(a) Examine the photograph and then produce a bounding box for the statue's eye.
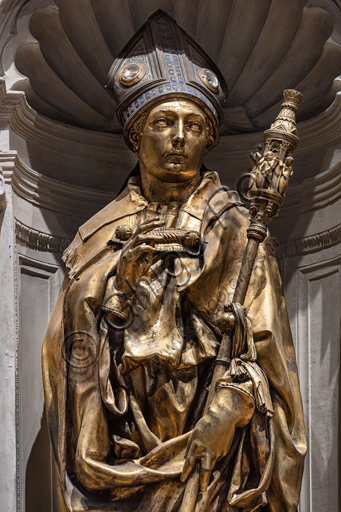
[187,121,202,132]
[153,118,171,127]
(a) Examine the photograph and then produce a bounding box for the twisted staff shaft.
[179,236,261,512]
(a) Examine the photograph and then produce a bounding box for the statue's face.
[138,100,210,183]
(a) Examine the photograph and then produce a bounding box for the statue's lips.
[164,152,188,162]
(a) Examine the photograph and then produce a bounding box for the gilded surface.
[42,11,306,512]
[43,99,306,512]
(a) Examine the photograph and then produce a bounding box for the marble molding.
[1,79,341,195]
[15,219,70,253]
[277,223,341,257]
[13,213,341,261]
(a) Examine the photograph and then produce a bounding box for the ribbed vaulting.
[13,0,341,135]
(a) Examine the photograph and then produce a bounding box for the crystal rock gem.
[122,64,140,81]
[204,69,219,88]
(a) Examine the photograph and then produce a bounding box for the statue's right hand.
[115,217,165,296]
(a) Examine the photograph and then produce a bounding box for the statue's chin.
[140,160,200,184]
[159,172,196,183]
[157,162,198,182]
[165,162,185,173]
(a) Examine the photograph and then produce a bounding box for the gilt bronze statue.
[42,11,306,512]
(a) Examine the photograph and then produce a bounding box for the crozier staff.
[42,10,306,512]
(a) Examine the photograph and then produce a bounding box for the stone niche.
[0,1,340,511]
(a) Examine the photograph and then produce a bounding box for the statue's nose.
[172,121,185,147]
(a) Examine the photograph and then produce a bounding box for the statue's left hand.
[180,387,254,492]
[180,403,231,492]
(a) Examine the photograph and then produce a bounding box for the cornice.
[279,159,341,217]
[295,90,341,152]
[278,223,341,257]
[0,80,125,157]
[14,215,341,257]
[15,218,70,253]
[0,81,340,219]
[1,80,341,181]
[0,80,26,119]
[0,151,115,218]
[0,144,340,223]
[213,93,341,161]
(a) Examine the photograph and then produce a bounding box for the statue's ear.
[204,114,218,153]
[205,134,215,153]
[128,127,139,149]
[127,112,148,154]
[128,125,141,155]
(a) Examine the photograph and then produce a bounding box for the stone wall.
[0,1,340,511]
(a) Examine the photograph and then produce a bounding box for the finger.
[199,452,213,492]
[126,245,157,262]
[137,231,174,246]
[133,233,159,245]
[180,444,198,483]
[180,459,194,483]
[185,437,191,458]
[140,216,160,226]
[130,225,165,249]
[140,252,155,265]
[136,218,165,235]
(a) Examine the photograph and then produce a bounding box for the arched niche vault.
[0,0,341,203]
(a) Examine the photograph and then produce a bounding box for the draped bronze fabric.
[42,171,306,512]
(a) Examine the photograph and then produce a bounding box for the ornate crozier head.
[105,9,227,159]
